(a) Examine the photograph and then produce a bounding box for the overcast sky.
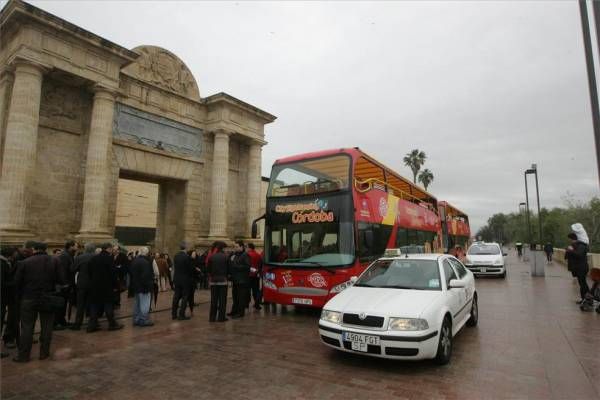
[24,0,600,232]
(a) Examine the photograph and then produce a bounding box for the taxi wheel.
[434,317,452,365]
[466,295,478,327]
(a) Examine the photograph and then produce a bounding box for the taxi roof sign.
[383,248,402,257]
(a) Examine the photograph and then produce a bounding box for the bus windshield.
[268,155,350,197]
[266,221,355,266]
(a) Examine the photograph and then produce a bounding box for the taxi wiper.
[387,285,423,290]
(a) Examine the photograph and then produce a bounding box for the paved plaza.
[1,252,599,400]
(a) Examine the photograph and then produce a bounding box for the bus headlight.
[389,318,429,331]
[320,309,341,324]
[330,280,353,294]
[263,280,277,290]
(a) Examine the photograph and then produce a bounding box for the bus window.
[358,222,393,262]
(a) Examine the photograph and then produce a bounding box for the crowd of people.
[0,239,264,362]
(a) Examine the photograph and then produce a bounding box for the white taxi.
[464,242,507,278]
[318,253,477,364]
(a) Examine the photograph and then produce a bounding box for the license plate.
[292,297,312,305]
[343,332,380,352]
[481,268,487,273]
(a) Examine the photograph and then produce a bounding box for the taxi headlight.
[493,258,504,266]
[464,258,473,266]
[389,318,429,331]
[320,309,341,324]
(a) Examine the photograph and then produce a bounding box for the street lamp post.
[525,164,543,247]
[523,173,533,248]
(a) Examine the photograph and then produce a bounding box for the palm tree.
[403,149,427,183]
[418,169,434,191]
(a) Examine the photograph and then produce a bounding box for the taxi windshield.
[468,244,500,255]
[354,259,441,291]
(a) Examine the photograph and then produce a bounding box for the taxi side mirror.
[448,279,465,289]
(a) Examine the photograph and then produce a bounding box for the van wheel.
[466,295,478,327]
[434,317,452,365]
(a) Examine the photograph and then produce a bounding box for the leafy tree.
[476,197,600,252]
[418,169,434,191]
[403,149,427,184]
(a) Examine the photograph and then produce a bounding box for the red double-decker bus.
[438,201,471,252]
[259,148,444,308]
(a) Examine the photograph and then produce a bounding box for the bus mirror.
[251,214,266,239]
[365,230,374,249]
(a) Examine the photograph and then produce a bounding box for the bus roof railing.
[354,177,437,212]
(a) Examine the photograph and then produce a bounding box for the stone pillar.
[246,142,262,237]
[208,130,230,239]
[0,62,44,238]
[0,70,15,169]
[77,86,117,241]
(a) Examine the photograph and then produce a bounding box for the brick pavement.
[1,253,599,400]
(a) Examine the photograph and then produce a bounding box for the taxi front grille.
[342,313,384,328]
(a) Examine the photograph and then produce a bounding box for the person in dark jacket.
[247,243,263,310]
[207,241,229,322]
[69,243,96,330]
[87,243,123,333]
[543,242,554,263]
[130,247,154,327]
[1,246,18,358]
[54,240,78,330]
[564,233,578,278]
[566,225,590,303]
[13,242,65,362]
[228,240,251,319]
[172,243,193,320]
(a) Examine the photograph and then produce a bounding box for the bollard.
[523,247,530,262]
[530,249,546,277]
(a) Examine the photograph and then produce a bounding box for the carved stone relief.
[122,45,201,101]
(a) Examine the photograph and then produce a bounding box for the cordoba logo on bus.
[308,272,327,288]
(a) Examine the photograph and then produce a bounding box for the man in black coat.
[172,243,193,320]
[1,246,18,358]
[70,243,96,330]
[87,243,123,333]
[229,240,251,319]
[566,232,590,303]
[207,241,229,322]
[54,240,78,330]
[130,247,154,327]
[13,242,65,362]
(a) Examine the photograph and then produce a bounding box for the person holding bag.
[13,242,66,362]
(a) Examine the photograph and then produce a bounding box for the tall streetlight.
[518,202,527,241]
[524,164,542,247]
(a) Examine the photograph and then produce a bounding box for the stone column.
[246,142,262,237]
[77,86,117,240]
[208,130,231,239]
[0,62,44,238]
[0,70,15,168]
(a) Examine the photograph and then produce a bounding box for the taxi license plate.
[343,332,380,352]
[292,297,312,305]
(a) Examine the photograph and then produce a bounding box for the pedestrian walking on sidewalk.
[87,243,123,333]
[566,223,590,304]
[13,242,65,362]
[228,240,251,319]
[130,247,154,327]
[70,243,96,330]
[207,241,229,322]
[543,242,554,263]
[172,243,193,320]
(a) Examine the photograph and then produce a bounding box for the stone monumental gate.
[0,0,276,252]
